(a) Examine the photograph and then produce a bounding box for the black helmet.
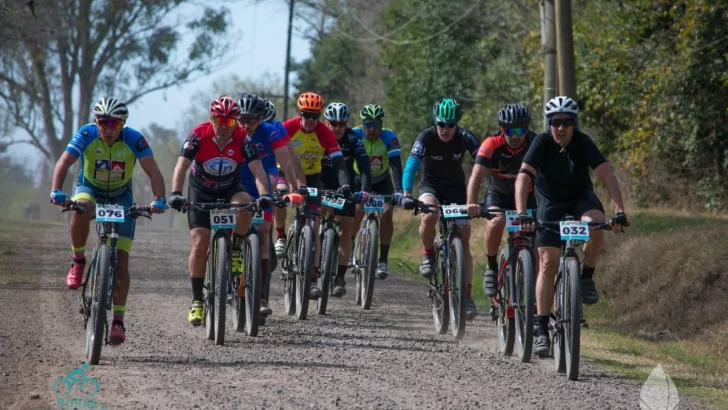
[236,93,267,117]
[498,103,531,126]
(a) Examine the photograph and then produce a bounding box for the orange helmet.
[296,92,324,113]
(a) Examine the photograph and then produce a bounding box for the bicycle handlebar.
[61,201,153,219]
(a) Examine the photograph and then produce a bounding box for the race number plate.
[211,210,236,230]
[96,204,124,223]
[559,221,590,240]
[307,187,318,197]
[322,195,346,210]
[441,204,468,219]
[505,209,534,233]
[364,195,385,213]
[252,208,264,224]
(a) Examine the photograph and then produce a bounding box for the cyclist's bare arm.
[138,156,166,198]
[285,141,307,188]
[515,162,536,214]
[171,157,192,193]
[248,159,271,196]
[593,162,625,214]
[51,152,79,191]
[273,145,301,190]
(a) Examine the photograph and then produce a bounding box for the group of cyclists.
[49,91,629,357]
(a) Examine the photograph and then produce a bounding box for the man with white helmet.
[515,96,629,356]
[49,97,168,345]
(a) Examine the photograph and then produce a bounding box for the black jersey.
[409,127,480,188]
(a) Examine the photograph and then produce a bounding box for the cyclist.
[237,93,305,316]
[49,97,167,345]
[515,96,629,355]
[351,104,403,279]
[321,102,372,296]
[400,98,480,320]
[466,103,538,297]
[262,98,289,137]
[273,92,351,299]
[168,96,273,326]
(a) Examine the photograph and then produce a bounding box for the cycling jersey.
[65,124,152,197]
[403,127,480,191]
[522,130,606,200]
[283,119,342,175]
[241,122,289,174]
[321,128,371,191]
[266,120,288,139]
[475,131,536,197]
[351,127,401,184]
[180,122,258,194]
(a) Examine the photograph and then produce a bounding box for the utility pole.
[541,0,557,129]
[555,0,576,99]
[283,0,295,120]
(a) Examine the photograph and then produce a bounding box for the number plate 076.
[559,221,589,240]
[96,204,125,223]
[211,210,236,229]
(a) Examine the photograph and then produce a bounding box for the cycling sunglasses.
[212,116,237,127]
[328,121,347,128]
[436,121,457,128]
[96,118,123,129]
[300,111,321,120]
[504,127,527,137]
[238,116,261,125]
[362,120,382,129]
[550,118,574,128]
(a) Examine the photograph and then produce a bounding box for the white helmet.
[93,97,129,121]
[324,102,350,122]
[544,96,578,117]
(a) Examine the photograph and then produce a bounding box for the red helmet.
[210,95,240,118]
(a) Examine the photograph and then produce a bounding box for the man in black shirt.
[515,96,629,356]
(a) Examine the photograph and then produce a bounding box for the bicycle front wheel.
[353,228,364,306]
[214,235,229,346]
[283,228,296,316]
[317,228,337,315]
[448,237,466,339]
[496,247,514,356]
[295,225,314,320]
[86,244,110,365]
[515,248,535,362]
[361,220,378,310]
[564,256,582,380]
[432,243,449,334]
[245,232,262,336]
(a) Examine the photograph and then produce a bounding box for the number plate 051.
[559,220,589,240]
[211,210,236,230]
[95,204,125,223]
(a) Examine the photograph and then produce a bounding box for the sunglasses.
[550,118,574,128]
[96,118,123,129]
[362,121,382,129]
[328,121,347,128]
[212,116,237,127]
[504,127,527,137]
[239,117,261,125]
[300,112,321,120]
[436,121,457,128]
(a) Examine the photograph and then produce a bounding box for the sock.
[261,258,269,299]
[537,315,550,334]
[379,244,390,263]
[276,227,286,240]
[72,245,86,260]
[487,254,498,271]
[191,277,204,302]
[466,283,472,298]
[113,305,125,323]
[582,265,595,279]
[337,265,348,278]
[424,248,435,256]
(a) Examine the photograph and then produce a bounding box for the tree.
[0,0,236,166]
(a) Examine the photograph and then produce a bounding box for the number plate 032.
[95,204,125,223]
[211,210,236,229]
[559,221,589,240]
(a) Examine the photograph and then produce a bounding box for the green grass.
[623,211,728,235]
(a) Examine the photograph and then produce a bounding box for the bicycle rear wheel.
[205,247,215,341]
[317,228,336,315]
[448,237,466,339]
[496,247,514,356]
[564,257,582,380]
[214,236,229,345]
[361,221,378,310]
[515,248,535,362]
[283,228,296,316]
[432,242,449,334]
[353,228,364,306]
[295,225,314,320]
[86,245,110,365]
[553,264,566,373]
[245,232,262,336]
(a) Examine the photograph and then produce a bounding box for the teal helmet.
[360,104,385,121]
[432,98,462,123]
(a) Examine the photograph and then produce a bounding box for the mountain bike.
[276,189,312,320]
[536,216,615,380]
[479,208,537,362]
[63,201,151,365]
[412,201,469,339]
[183,200,263,345]
[351,194,392,310]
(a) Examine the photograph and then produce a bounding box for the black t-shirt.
[522,130,607,200]
[410,127,480,188]
[475,131,536,197]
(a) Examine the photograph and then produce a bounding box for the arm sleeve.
[384,130,402,158]
[389,155,403,191]
[522,133,546,169]
[402,155,421,192]
[332,155,350,188]
[353,139,372,191]
[474,136,496,168]
[65,125,94,157]
[179,132,201,160]
[464,130,480,159]
[583,134,607,169]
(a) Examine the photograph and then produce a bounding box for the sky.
[6,1,311,165]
